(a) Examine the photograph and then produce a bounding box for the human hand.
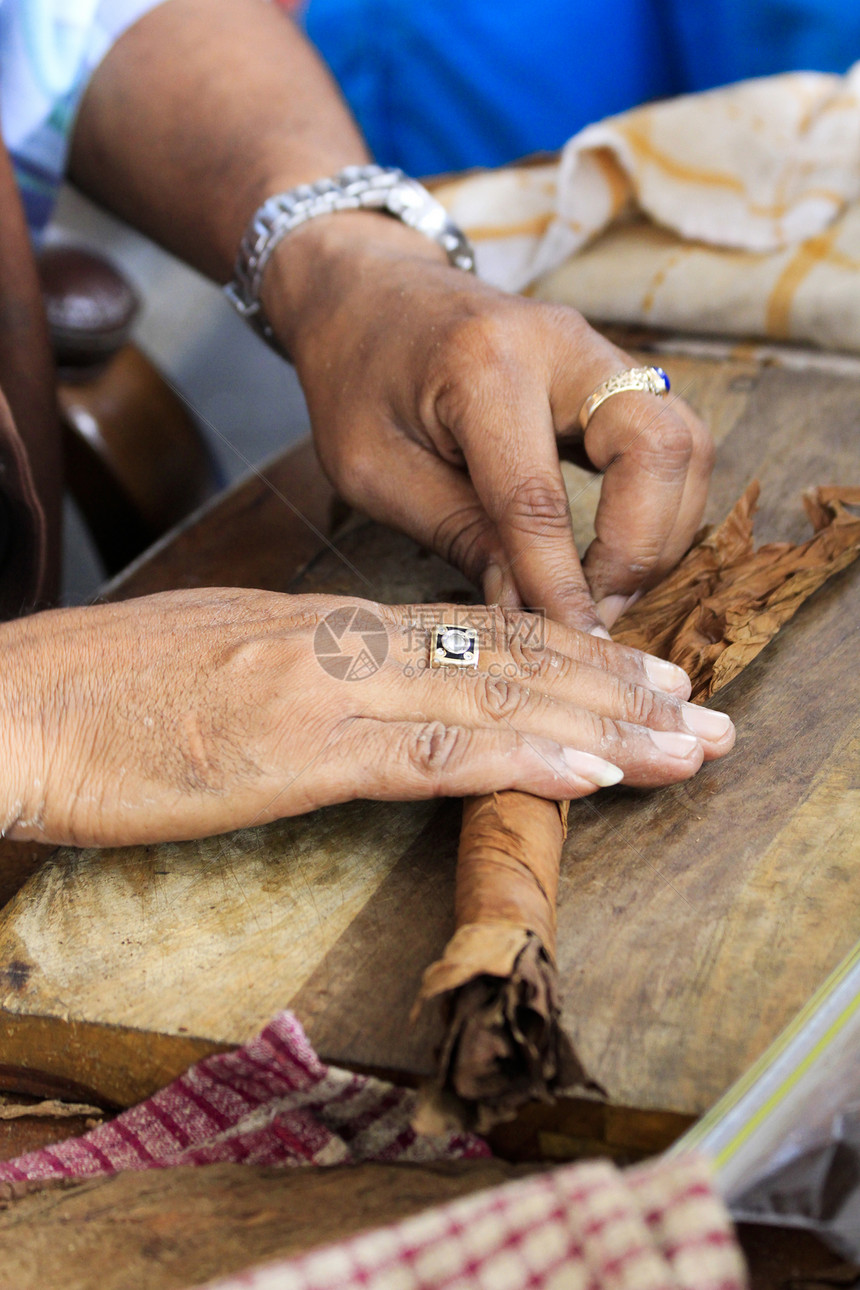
[265,215,713,632]
[0,590,733,848]
[67,0,709,632]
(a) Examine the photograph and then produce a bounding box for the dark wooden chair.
[39,244,221,575]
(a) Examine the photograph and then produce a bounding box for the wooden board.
[0,1160,531,1290]
[0,350,857,1147]
[0,1160,851,1290]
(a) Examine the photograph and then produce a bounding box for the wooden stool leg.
[61,345,221,575]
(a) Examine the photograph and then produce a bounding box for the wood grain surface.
[0,1160,532,1290]
[0,350,857,1147]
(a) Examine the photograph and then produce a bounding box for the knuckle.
[272,598,353,635]
[499,608,553,666]
[615,404,695,477]
[500,605,540,644]
[500,475,571,535]
[543,300,590,340]
[404,721,469,781]
[639,417,695,477]
[431,505,494,582]
[542,575,596,623]
[624,546,663,577]
[365,601,399,630]
[487,604,512,647]
[431,314,517,409]
[519,298,593,363]
[550,575,591,604]
[476,674,531,721]
[445,311,515,369]
[536,646,573,683]
[624,683,660,727]
[591,712,623,756]
[515,643,571,685]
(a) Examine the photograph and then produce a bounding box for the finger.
[580,392,709,603]
[383,603,693,698]
[573,403,710,628]
[438,370,603,632]
[504,610,694,699]
[332,429,524,606]
[482,562,523,611]
[286,717,624,810]
[421,646,733,760]
[626,399,715,587]
[366,661,711,788]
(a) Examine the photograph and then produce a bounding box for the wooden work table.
[0,342,857,1159]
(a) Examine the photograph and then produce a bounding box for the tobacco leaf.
[613,484,860,700]
[415,485,860,1134]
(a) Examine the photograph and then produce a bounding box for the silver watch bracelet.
[224,164,476,354]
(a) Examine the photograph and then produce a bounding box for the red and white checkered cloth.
[0,1011,485,1182]
[204,1153,746,1290]
[0,1012,747,1289]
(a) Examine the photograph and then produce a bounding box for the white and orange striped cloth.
[0,1011,746,1289]
[435,65,860,352]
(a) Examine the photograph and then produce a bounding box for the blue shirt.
[303,0,860,175]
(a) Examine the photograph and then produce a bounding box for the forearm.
[68,0,375,282]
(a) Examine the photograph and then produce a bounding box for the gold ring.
[578,366,670,432]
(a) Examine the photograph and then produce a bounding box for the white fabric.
[436,65,860,295]
[1,0,167,231]
[433,66,860,354]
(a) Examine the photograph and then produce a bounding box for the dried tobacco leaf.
[415,485,860,1134]
[614,484,860,700]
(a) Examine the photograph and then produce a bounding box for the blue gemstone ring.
[578,366,671,432]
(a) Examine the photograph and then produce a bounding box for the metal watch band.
[224,164,476,351]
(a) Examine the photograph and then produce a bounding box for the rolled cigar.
[414,792,597,1135]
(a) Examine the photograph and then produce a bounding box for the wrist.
[225,166,473,361]
[261,209,449,364]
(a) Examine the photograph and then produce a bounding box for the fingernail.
[596,591,641,628]
[589,625,613,640]
[483,562,520,608]
[643,655,691,692]
[650,729,700,757]
[561,747,624,787]
[682,704,733,739]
